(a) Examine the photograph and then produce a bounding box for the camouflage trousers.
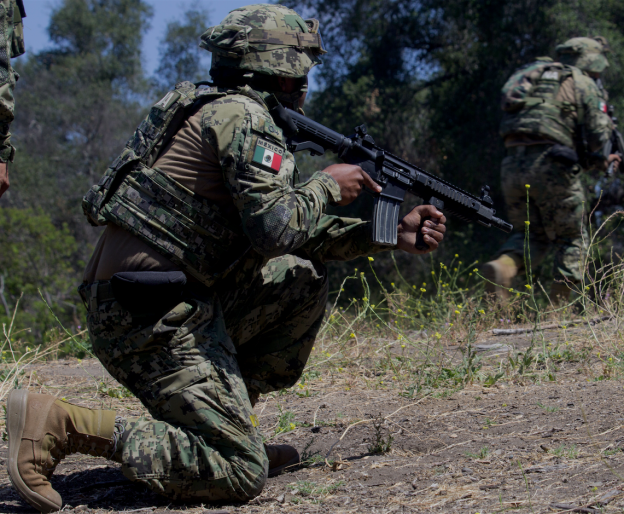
[81,255,328,502]
[497,144,588,283]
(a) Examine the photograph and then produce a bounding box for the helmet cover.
[201,3,326,78]
[556,36,610,74]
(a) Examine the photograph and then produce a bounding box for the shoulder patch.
[252,138,284,173]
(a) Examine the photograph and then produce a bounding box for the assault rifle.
[276,107,512,249]
[604,104,624,176]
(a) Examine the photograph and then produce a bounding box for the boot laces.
[111,416,127,457]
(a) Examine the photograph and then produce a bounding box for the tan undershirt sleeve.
[84,106,233,282]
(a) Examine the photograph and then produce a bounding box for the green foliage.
[99,381,133,398]
[275,404,297,435]
[550,444,579,459]
[155,5,211,88]
[5,0,154,264]
[0,1,209,342]
[47,0,153,83]
[287,480,345,502]
[0,208,81,340]
[465,446,490,460]
[299,438,324,468]
[537,402,560,413]
[284,0,624,295]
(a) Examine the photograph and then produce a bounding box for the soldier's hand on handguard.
[608,154,622,173]
[397,205,447,255]
[322,164,382,206]
[0,163,8,198]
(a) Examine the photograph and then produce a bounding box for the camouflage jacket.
[0,0,24,162]
[499,59,612,156]
[83,84,392,289]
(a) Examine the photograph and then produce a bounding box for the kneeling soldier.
[7,4,446,511]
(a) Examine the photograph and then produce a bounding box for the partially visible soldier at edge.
[482,36,620,301]
[6,4,447,512]
[0,0,25,198]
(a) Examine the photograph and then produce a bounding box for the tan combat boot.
[481,254,521,300]
[265,444,300,477]
[7,389,125,513]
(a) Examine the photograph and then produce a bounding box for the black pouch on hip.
[547,144,579,166]
[110,271,187,316]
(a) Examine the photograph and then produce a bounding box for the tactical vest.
[500,63,586,148]
[82,81,255,288]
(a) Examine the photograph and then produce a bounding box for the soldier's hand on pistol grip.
[397,205,446,255]
[0,163,8,198]
[608,153,622,173]
[322,164,382,206]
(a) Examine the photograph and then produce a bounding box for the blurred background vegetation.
[1,0,623,340]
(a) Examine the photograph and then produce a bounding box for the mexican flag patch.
[252,138,284,172]
[600,100,608,113]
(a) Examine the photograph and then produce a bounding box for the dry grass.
[0,214,624,512]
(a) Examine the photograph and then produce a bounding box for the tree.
[4,0,153,242]
[0,0,154,337]
[155,4,211,88]
[284,0,624,291]
[0,208,80,341]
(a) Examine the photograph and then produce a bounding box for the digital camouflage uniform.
[0,0,24,162]
[78,4,391,503]
[496,37,612,283]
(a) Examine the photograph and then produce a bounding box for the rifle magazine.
[372,196,400,246]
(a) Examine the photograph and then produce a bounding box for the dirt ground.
[2,329,624,513]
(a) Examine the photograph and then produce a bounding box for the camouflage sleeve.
[203,94,342,258]
[577,74,612,156]
[0,0,25,163]
[296,215,394,263]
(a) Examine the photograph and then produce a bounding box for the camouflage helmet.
[200,3,326,78]
[556,36,610,74]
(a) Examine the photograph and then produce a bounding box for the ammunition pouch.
[82,82,263,289]
[97,163,251,288]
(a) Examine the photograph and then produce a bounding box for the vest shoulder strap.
[568,67,586,125]
[82,82,228,226]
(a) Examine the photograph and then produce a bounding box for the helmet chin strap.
[273,89,304,106]
[273,81,308,108]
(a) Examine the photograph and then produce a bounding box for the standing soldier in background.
[6,4,446,512]
[482,36,620,300]
[0,0,25,198]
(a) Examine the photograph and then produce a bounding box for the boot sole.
[7,389,62,513]
[268,455,300,478]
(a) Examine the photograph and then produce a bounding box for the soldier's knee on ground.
[123,463,267,503]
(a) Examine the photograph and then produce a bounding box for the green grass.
[287,480,345,503]
[537,402,560,413]
[550,444,579,459]
[466,446,490,459]
[274,405,297,435]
